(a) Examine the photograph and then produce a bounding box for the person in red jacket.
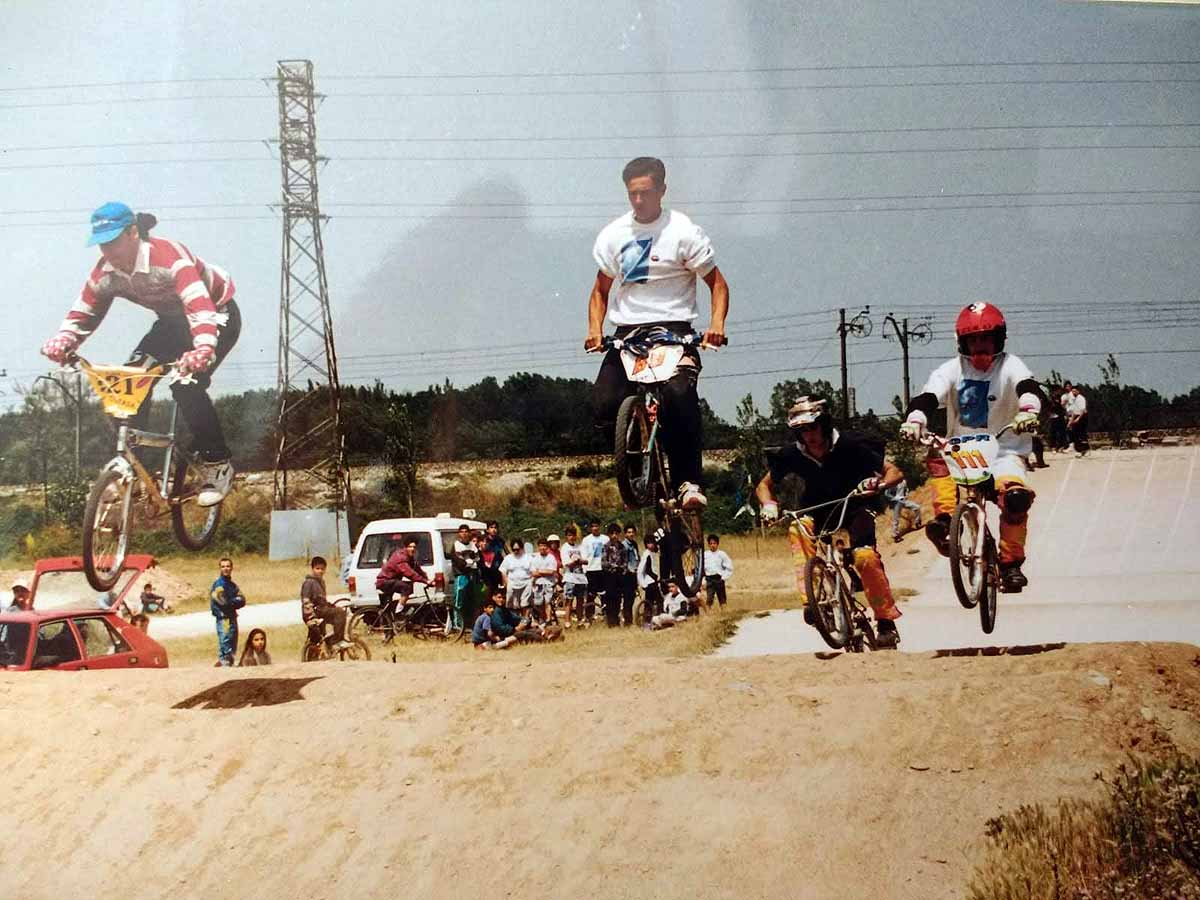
[40,202,240,507]
[375,538,431,630]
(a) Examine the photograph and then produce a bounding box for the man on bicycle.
[755,397,904,648]
[40,202,240,507]
[376,538,431,626]
[899,302,1044,593]
[585,156,730,511]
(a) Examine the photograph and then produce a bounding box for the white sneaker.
[678,481,707,510]
[197,460,234,507]
[335,640,354,651]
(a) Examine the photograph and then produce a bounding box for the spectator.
[621,525,640,627]
[451,523,479,630]
[546,533,563,575]
[139,581,173,614]
[530,538,558,623]
[702,534,734,607]
[1067,384,1089,457]
[471,594,516,650]
[479,521,506,598]
[7,578,32,613]
[499,539,534,611]
[301,556,352,652]
[209,557,246,667]
[650,580,690,630]
[130,613,150,633]
[600,522,626,627]
[883,479,924,543]
[560,525,590,627]
[376,538,432,630]
[637,532,663,622]
[1048,387,1069,452]
[581,519,608,622]
[238,628,272,666]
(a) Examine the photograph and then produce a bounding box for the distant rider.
[301,556,352,652]
[376,538,431,628]
[585,156,730,511]
[899,302,1044,593]
[40,202,240,507]
[756,397,904,648]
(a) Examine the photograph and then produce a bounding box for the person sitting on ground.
[650,580,690,630]
[637,532,663,621]
[301,556,352,652]
[376,538,432,629]
[129,613,150,633]
[498,539,534,612]
[529,538,559,624]
[7,578,32,613]
[702,534,733,608]
[139,581,173,614]
[238,627,272,666]
[471,594,517,650]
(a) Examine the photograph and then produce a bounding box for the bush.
[968,754,1200,899]
[567,460,615,479]
[46,479,90,526]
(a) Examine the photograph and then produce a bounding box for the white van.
[344,514,486,610]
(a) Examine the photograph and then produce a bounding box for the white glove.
[1010,411,1039,434]
[760,501,779,524]
[853,476,881,496]
[900,411,927,442]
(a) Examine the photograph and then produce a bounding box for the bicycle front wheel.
[82,466,134,592]
[666,509,705,597]
[169,454,222,550]
[614,395,659,509]
[804,556,853,650]
[949,502,986,610]
[979,535,999,634]
[336,638,372,661]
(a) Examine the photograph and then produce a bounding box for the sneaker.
[678,482,707,510]
[925,514,951,558]
[875,619,900,649]
[1000,563,1028,594]
[334,640,355,652]
[197,460,234,507]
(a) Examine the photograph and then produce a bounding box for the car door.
[71,616,137,670]
[31,619,85,671]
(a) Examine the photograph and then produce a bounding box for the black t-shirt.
[768,430,886,527]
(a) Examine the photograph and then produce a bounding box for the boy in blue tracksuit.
[210,557,247,666]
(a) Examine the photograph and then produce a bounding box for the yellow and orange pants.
[788,514,901,622]
[926,451,1035,565]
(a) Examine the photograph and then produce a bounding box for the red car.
[0,554,168,671]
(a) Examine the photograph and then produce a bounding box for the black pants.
[585,570,604,620]
[642,582,663,618]
[1031,436,1046,467]
[312,601,347,642]
[602,571,624,626]
[621,572,637,626]
[1069,415,1090,455]
[126,300,242,461]
[592,322,703,488]
[1049,417,1068,450]
[706,575,727,606]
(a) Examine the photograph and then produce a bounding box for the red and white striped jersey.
[60,237,236,349]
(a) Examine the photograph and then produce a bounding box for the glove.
[760,501,779,524]
[1010,411,1039,434]
[853,477,881,496]
[177,345,215,375]
[899,411,926,443]
[41,331,79,364]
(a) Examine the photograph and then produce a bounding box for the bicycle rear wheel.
[666,509,705,597]
[949,502,986,609]
[82,466,134,592]
[169,453,222,551]
[409,601,455,640]
[614,395,659,509]
[979,535,999,634]
[804,556,853,650]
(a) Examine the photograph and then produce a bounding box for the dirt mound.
[0,642,1197,899]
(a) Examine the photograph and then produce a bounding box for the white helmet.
[787,396,829,428]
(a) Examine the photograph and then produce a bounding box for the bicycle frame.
[106,406,182,511]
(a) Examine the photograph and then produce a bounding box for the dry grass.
[149,553,310,615]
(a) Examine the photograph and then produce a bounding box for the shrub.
[46,479,90,526]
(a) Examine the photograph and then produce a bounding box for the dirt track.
[1,641,1198,899]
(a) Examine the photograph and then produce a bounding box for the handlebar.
[918,423,1014,450]
[588,329,729,354]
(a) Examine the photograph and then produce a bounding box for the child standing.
[529,538,559,623]
[702,534,734,608]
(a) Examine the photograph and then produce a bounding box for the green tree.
[382,400,419,516]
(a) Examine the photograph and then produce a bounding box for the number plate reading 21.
[83,365,164,419]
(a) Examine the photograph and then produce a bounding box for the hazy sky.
[2,0,1198,420]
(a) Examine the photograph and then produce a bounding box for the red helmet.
[955,302,1006,355]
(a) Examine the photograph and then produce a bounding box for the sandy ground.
[0,642,1197,899]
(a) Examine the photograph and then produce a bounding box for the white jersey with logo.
[592,209,716,326]
[920,352,1036,456]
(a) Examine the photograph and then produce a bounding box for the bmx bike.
[66,356,223,591]
[921,426,1013,634]
[779,493,889,653]
[350,584,467,644]
[302,601,372,662]
[596,327,725,597]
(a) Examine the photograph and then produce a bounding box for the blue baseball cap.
[87,201,135,246]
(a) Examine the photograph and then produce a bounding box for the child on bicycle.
[900,302,1044,593]
[756,396,904,648]
[301,556,352,652]
[40,202,241,507]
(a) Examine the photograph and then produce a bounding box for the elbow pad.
[1017,392,1041,415]
[906,392,938,419]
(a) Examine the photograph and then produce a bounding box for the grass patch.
[152,553,308,615]
[968,754,1200,900]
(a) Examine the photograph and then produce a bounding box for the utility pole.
[271,59,353,547]
[882,314,932,409]
[836,307,873,423]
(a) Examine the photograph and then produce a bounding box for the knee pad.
[1002,487,1034,516]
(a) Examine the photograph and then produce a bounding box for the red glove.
[41,332,79,364]
[177,345,215,375]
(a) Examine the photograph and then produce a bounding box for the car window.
[357,532,434,568]
[32,621,81,669]
[0,623,31,667]
[72,617,131,658]
[440,530,460,560]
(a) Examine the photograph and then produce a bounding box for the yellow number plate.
[82,364,164,418]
